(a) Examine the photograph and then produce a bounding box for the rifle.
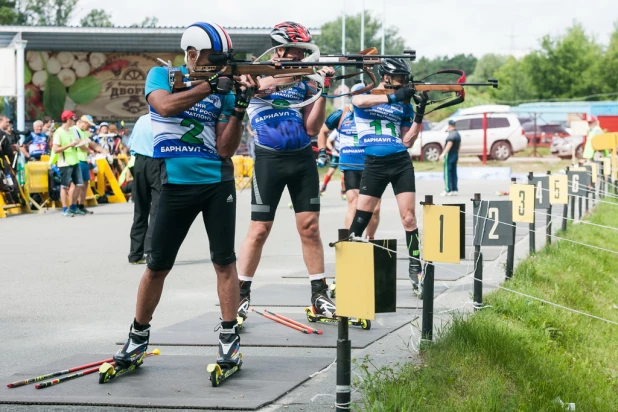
[160,44,416,108]
[371,69,499,113]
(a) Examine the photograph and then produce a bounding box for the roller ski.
[410,262,424,299]
[305,278,371,330]
[101,321,154,384]
[207,322,242,387]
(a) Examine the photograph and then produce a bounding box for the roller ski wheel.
[207,355,242,387]
[98,349,160,384]
[236,316,245,329]
[304,307,371,330]
[329,282,336,299]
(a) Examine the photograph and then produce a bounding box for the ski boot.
[304,279,371,330]
[100,321,151,383]
[237,281,252,329]
[409,262,424,299]
[207,323,242,387]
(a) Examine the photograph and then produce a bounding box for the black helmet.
[378,58,411,78]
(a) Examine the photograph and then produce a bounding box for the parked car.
[551,135,585,159]
[522,123,570,146]
[410,113,528,161]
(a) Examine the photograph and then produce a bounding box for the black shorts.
[59,165,84,188]
[147,180,237,271]
[251,145,320,221]
[343,169,363,191]
[359,151,416,198]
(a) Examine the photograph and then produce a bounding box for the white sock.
[238,275,254,282]
[308,273,326,281]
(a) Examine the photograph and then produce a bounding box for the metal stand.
[335,228,350,412]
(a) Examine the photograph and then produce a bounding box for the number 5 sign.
[548,175,568,204]
[422,205,460,263]
[509,184,535,223]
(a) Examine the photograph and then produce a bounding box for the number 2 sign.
[422,205,460,263]
[472,200,514,246]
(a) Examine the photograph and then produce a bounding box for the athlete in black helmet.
[348,57,429,297]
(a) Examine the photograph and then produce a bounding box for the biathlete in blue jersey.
[347,58,429,297]
[317,83,381,238]
[318,129,343,197]
[236,22,339,321]
[115,22,256,372]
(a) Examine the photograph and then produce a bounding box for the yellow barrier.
[233,155,253,190]
[96,158,126,203]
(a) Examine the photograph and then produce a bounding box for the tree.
[131,16,158,28]
[22,0,78,26]
[410,54,478,78]
[315,11,407,55]
[80,8,113,27]
[601,22,618,95]
[0,0,26,24]
[488,56,537,103]
[468,53,506,82]
[525,23,603,100]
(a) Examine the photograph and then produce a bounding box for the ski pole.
[35,349,160,389]
[252,309,309,334]
[264,309,323,335]
[7,356,115,388]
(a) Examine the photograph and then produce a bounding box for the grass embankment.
[357,200,618,411]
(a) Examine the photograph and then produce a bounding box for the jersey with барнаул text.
[324,107,364,171]
[246,80,311,151]
[145,65,235,185]
[353,100,414,157]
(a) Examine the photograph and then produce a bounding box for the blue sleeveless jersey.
[246,81,311,151]
[353,101,414,157]
[145,66,235,184]
[324,108,364,171]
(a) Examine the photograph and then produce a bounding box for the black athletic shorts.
[343,169,363,191]
[147,180,237,271]
[359,150,416,198]
[251,145,320,221]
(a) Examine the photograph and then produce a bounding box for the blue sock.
[62,207,68,212]
[70,204,76,211]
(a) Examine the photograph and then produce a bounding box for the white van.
[410,113,528,161]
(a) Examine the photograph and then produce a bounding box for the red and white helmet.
[270,21,312,46]
[587,115,597,123]
[181,22,233,53]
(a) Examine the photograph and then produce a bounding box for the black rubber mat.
[136,309,420,349]
[1,354,334,410]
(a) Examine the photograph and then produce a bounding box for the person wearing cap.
[52,110,83,216]
[583,116,605,160]
[439,119,461,196]
[72,114,106,214]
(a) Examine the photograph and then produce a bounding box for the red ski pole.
[35,350,160,389]
[7,357,114,388]
[252,309,309,334]
[264,309,323,335]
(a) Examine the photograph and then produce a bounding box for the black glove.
[413,92,429,124]
[234,84,256,110]
[207,74,233,94]
[388,87,415,104]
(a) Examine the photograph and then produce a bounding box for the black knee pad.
[211,251,237,266]
[147,254,174,272]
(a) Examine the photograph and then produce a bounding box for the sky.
[73,0,617,58]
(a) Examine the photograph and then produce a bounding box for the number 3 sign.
[422,205,460,263]
[509,184,535,223]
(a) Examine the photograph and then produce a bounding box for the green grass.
[356,200,618,412]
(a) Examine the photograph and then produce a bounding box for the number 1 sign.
[423,205,460,263]
[473,200,514,246]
